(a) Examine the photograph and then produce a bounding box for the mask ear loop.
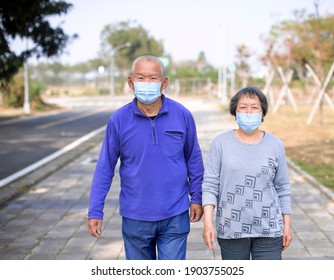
[160,81,164,94]
[161,77,168,94]
[129,79,135,93]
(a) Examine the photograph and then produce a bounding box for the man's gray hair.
[130,55,166,76]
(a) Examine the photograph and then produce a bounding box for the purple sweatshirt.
[88,95,204,221]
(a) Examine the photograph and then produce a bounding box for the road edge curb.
[287,157,334,201]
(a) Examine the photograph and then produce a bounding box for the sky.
[13,0,334,72]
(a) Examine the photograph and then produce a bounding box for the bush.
[1,69,46,110]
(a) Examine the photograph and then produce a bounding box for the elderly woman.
[202,86,292,260]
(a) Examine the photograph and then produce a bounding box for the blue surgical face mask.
[133,82,162,104]
[236,112,262,133]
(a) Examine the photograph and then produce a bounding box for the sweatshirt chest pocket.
[163,130,185,158]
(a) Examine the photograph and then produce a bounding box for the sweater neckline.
[231,129,266,146]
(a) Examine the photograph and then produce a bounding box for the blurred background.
[0,0,333,191]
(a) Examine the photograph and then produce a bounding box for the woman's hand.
[202,205,216,250]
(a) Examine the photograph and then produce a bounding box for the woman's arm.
[282,214,292,251]
[203,204,216,251]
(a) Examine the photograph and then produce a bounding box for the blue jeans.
[122,210,190,260]
[217,237,283,260]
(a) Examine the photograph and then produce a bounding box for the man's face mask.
[133,82,162,104]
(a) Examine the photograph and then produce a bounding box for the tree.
[260,3,334,124]
[235,44,252,87]
[196,51,214,73]
[99,20,164,71]
[0,0,77,87]
[261,8,334,82]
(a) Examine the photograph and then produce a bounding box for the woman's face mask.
[236,112,262,133]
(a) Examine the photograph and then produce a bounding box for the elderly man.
[88,55,204,260]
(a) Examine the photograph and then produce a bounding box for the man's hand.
[189,203,203,222]
[88,219,103,238]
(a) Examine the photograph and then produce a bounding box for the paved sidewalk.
[0,96,334,260]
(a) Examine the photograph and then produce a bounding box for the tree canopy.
[261,9,334,81]
[99,20,164,72]
[0,0,76,87]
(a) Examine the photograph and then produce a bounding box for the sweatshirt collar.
[132,94,168,117]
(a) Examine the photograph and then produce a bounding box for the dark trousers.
[218,237,283,260]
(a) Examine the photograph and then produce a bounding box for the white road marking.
[0,126,106,188]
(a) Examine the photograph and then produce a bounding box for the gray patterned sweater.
[202,130,291,239]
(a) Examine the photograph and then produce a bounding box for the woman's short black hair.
[229,86,268,120]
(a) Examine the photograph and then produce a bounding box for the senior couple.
[87,55,292,260]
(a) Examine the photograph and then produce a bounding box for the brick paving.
[0,96,333,260]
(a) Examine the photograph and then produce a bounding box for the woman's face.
[236,94,262,114]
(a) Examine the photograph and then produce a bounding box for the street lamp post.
[23,59,31,114]
[109,42,131,96]
[23,39,31,114]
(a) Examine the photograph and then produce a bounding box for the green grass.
[286,140,334,189]
[260,103,334,191]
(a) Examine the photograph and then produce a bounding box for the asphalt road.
[0,95,131,180]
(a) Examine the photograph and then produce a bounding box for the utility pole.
[217,24,228,104]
